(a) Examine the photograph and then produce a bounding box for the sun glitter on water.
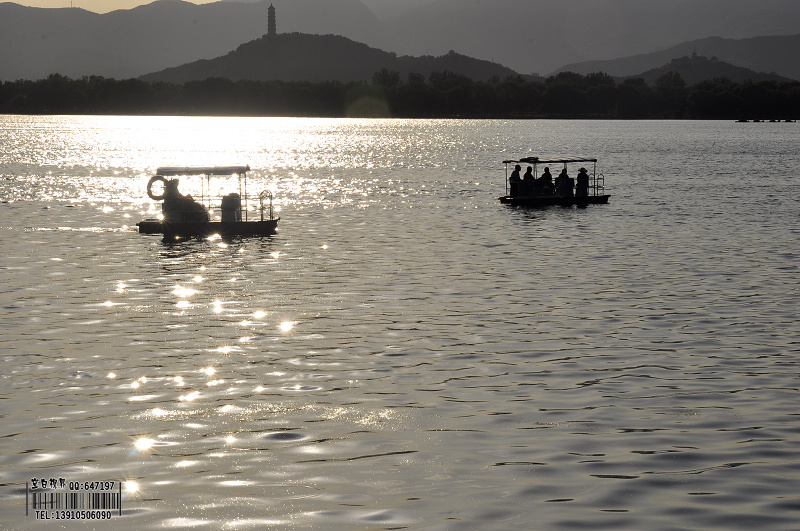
[134,438,155,451]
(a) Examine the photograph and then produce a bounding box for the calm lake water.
[1,116,799,530]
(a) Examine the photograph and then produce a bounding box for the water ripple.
[1,118,799,530]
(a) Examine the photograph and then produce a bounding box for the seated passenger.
[521,166,535,195]
[523,166,534,182]
[536,167,554,195]
[162,179,209,223]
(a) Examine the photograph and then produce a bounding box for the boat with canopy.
[136,165,279,239]
[499,156,610,207]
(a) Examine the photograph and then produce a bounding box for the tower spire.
[268,4,276,37]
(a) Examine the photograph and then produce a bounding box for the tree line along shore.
[2,70,799,120]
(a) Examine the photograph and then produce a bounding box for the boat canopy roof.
[156,165,250,176]
[502,157,597,165]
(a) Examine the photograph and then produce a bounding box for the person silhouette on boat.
[162,178,209,223]
[576,167,590,197]
[554,168,565,187]
[523,166,534,181]
[555,168,574,197]
[509,164,522,196]
[536,167,554,195]
[522,166,535,195]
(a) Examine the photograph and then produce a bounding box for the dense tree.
[2,71,798,119]
[372,69,401,89]
[655,72,688,117]
[616,78,653,118]
[585,72,617,117]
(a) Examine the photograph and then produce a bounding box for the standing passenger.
[576,167,590,197]
[509,164,522,196]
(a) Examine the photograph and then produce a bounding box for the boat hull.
[137,219,279,238]
[499,194,610,207]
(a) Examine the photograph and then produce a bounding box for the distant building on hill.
[268,4,276,37]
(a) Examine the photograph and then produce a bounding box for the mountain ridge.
[139,32,520,84]
[556,34,800,81]
[137,30,791,89]
[0,0,389,81]
[1,0,799,82]
[628,53,794,86]
[381,0,800,75]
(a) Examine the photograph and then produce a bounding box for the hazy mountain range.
[1,0,799,82]
[374,0,800,76]
[139,32,791,87]
[140,33,520,83]
[556,34,800,81]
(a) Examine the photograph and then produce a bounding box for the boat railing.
[207,193,248,222]
[210,191,278,222]
[591,172,605,196]
[258,190,276,221]
[503,158,607,198]
[161,191,275,223]
[507,170,605,198]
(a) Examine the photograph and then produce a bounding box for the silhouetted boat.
[498,156,610,207]
[136,165,279,239]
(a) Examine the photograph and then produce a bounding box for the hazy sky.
[18,0,218,13]
[17,0,426,18]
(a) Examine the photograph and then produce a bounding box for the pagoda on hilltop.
[268,4,277,37]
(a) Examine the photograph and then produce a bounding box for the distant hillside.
[0,0,388,81]
[2,0,800,83]
[140,33,519,84]
[555,34,800,81]
[386,0,800,77]
[629,54,794,86]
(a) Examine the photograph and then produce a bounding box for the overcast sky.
[18,0,218,13]
[17,0,425,18]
